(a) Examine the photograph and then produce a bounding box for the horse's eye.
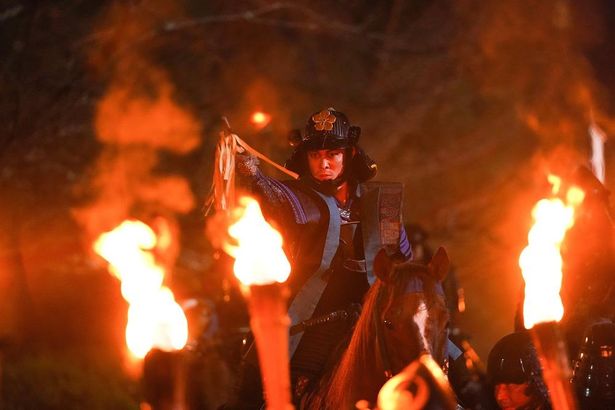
[383,319,394,330]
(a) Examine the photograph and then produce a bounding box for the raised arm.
[236,153,304,225]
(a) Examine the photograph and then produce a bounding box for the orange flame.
[249,111,272,130]
[519,176,584,328]
[224,196,290,286]
[94,220,188,358]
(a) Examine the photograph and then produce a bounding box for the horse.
[302,247,451,409]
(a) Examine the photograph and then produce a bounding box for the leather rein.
[374,283,395,379]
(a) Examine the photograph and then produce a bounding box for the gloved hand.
[236,152,260,176]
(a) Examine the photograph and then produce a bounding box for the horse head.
[306,247,451,409]
[373,247,451,374]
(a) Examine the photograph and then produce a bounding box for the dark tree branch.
[74,1,449,66]
[0,3,39,159]
[0,4,23,23]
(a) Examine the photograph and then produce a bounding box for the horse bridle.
[373,274,450,380]
[374,283,395,379]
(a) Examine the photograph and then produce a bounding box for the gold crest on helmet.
[311,109,337,131]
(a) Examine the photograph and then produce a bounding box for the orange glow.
[566,186,585,207]
[547,174,562,195]
[519,176,585,328]
[249,111,271,129]
[94,220,188,358]
[224,196,290,286]
[95,79,201,153]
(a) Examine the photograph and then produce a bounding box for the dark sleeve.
[242,169,307,225]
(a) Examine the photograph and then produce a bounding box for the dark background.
[1,0,615,407]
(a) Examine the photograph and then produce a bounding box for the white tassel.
[214,131,238,212]
[589,121,607,184]
[206,128,298,215]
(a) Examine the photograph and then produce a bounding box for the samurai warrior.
[225,108,412,408]
[487,331,551,410]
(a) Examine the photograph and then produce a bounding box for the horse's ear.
[374,248,394,282]
[428,247,449,282]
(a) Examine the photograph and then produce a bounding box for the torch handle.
[247,284,294,410]
[531,322,579,410]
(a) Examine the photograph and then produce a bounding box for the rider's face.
[307,149,345,181]
[494,383,532,410]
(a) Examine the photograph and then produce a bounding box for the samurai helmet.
[284,108,377,186]
[572,320,615,407]
[487,331,550,406]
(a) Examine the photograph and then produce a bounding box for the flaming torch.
[93,220,188,359]
[518,175,583,410]
[223,196,293,410]
[94,220,189,408]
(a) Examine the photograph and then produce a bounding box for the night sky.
[1,1,614,408]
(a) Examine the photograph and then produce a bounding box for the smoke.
[455,0,611,155]
[441,0,615,357]
[95,77,200,153]
[74,0,201,241]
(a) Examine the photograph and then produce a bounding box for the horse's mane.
[306,264,442,409]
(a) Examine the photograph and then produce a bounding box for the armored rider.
[487,331,552,410]
[229,108,412,408]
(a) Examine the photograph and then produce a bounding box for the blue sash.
[287,182,404,358]
[287,191,340,357]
